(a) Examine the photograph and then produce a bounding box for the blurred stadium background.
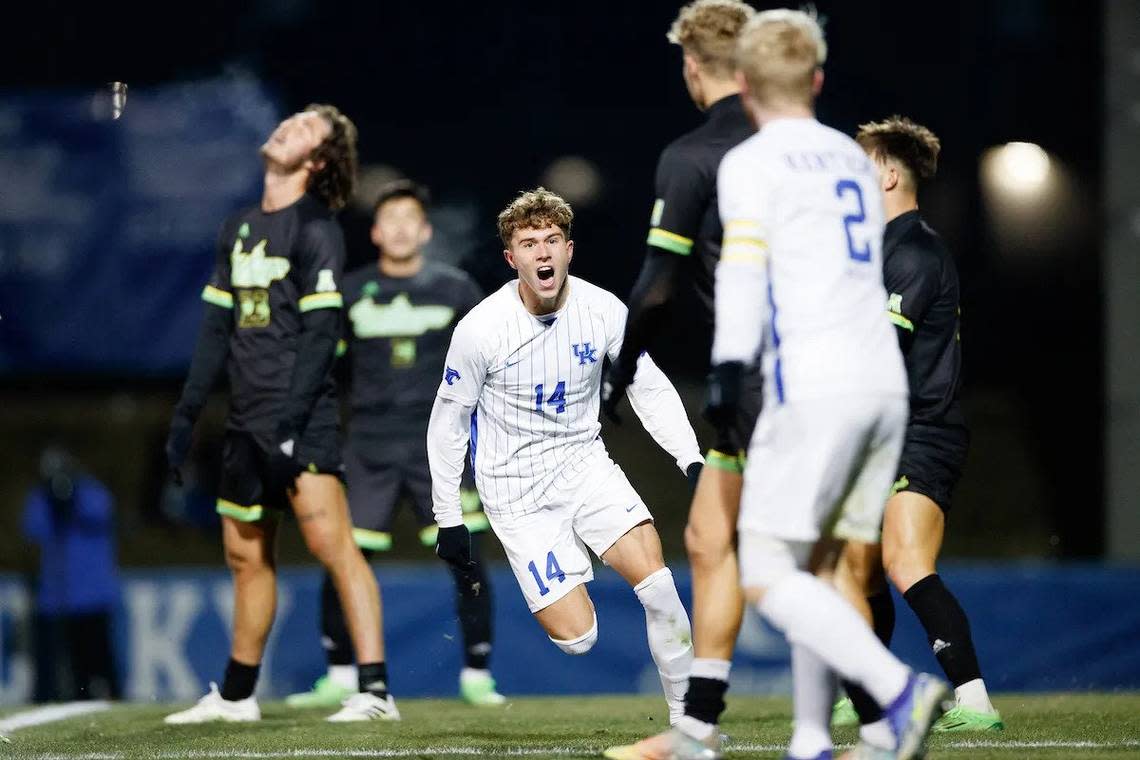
[0,0,1138,710]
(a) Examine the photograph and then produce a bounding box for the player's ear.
[370,218,384,249]
[565,239,574,264]
[420,222,433,247]
[812,68,824,97]
[882,163,900,193]
[503,248,518,271]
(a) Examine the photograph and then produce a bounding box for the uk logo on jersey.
[572,343,598,365]
[444,366,461,385]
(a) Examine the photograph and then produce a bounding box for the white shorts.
[738,394,907,547]
[487,457,653,612]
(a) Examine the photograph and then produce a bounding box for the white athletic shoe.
[164,682,260,724]
[326,692,402,722]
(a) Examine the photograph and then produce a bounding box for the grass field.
[4,693,1139,759]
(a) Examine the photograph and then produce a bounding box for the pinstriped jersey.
[200,193,344,433]
[712,118,907,404]
[436,277,631,519]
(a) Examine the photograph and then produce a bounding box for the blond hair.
[497,188,574,247]
[856,116,941,189]
[735,8,827,108]
[667,0,756,78]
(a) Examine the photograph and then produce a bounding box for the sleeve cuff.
[201,285,233,309]
[299,292,344,312]
[647,228,693,256]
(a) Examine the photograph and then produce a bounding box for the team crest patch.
[572,343,598,365]
[315,269,337,293]
[444,366,461,385]
[650,198,665,227]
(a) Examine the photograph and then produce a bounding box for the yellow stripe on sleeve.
[647,228,694,255]
[299,292,344,312]
[201,285,233,309]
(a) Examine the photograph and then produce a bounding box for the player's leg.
[577,463,692,726]
[165,511,275,724]
[407,449,505,706]
[287,439,398,708]
[882,488,1001,731]
[290,472,398,721]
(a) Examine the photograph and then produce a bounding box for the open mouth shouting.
[536,265,556,289]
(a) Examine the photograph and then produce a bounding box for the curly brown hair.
[668,0,755,78]
[304,103,358,211]
[855,115,941,187]
[497,187,573,247]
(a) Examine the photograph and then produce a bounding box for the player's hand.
[165,411,195,486]
[685,461,703,492]
[266,437,304,495]
[601,361,635,425]
[436,524,475,571]
[704,361,744,444]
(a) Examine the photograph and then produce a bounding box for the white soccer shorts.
[487,456,653,612]
[738,394,907,550]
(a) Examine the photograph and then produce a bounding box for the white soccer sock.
[759,571,909,708]
[954,678,995,713]
[328,664,357,691]
[860,718,897,751]
[634,568,693,723]
[787,645,835,758]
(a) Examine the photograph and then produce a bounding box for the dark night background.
[0,1,1105,566]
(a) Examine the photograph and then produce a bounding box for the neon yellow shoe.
[832,696,860,727]
[285,675,355,709]
[459,670,506,706]
[932,705,1004,732]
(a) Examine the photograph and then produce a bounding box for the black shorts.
[216,424,343,523]
[344,430,488,552]
[893,423,969,513]
[707,366,764,472]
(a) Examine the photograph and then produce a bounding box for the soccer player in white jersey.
[609,10,947,760]
[427,188,701,724]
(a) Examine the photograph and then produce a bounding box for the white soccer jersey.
[432,276,701,522]
[712,117,907,403]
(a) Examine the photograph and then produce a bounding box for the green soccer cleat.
[285,675,356,709]
[460,670,507,706]
[832,696,860,727]
[932,705,1005,732]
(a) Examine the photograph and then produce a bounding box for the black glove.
[601,360,636,425]
[266,427,304,496]
[705,361,744,454]
[165,411,196,486]
[437,522,478,579]
[686,461,703,492]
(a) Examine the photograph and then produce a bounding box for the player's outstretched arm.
[427,395,474,530]
[625,351,703,478]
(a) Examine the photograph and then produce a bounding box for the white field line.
[0,701,111,734]
[12,739,1140,758]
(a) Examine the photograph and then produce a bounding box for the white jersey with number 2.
[711,117,907,403]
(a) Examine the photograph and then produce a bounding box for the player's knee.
[885,555,934,594]
[549,614,598,655]
[224,543,270,576]
[303,526,346,567]
[684,520,732,570]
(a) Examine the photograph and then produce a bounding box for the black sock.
[358,661,389,698]
[221,658,259,701]
[450,534,493,670]
[904,573,982,687]
[868,587,896,647]
[320,571,354,666]
[683,677,728,725]
[843,588,895,724]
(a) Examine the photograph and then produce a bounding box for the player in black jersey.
[602,2,760,757]
[163,105,399,724]
[285,180,505,708]
[831,117,1002,738]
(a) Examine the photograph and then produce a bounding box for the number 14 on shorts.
[527,551,566,596]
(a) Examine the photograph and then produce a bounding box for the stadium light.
[981,141,1053,199]
[541,156,603,206]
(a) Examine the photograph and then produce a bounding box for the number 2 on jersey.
[534,381,567,413]
[835,179,872,263]
[527,551,566,596]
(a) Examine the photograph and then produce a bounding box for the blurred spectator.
[22,447,121,701]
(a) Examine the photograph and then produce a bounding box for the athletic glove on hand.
[165,411,195,486]
[685,461,704,492]
[267,425,304,496]
[437,524,481,595]
[705,361,744,454]
[601,360,636,425]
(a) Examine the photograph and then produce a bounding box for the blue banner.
[0,563,1137,704]
[0,78,279,374]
